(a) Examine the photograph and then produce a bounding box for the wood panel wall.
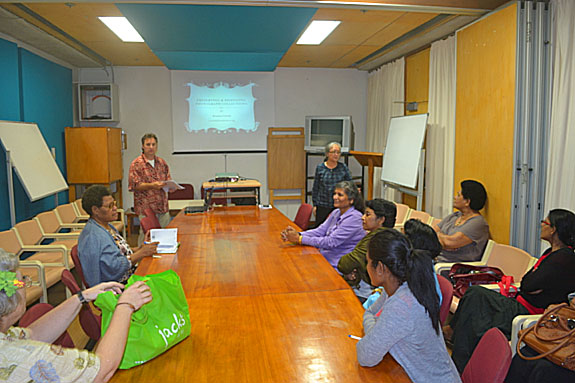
[455,3,517,243]
[403,48,430,209]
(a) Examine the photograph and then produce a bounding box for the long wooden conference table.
[111,206,410,382]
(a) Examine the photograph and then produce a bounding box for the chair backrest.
[461,328,511,383]
[61,269,101,341]
[35,211,61,234]
[13,220,44,245]
[74,199,89,216]
[487,243,536,281]
[293,203,313,230]
[71,245,89,288]
[437,275,454,326]
[394,203,410,227]
[143,208,161,228]
[168,183,195,200]
[407,210,432,225]
[55,204,78,224]
[0,229,23,254]
[19,303,75,348]
[140,216,160,235]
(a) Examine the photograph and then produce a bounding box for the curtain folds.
[426,36,456,218]
[366,57,405,200]
[545,0,575,211]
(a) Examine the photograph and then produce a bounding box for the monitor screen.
[310,119,344,147]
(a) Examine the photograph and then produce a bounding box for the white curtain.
[366,57,405,201]
[545,0,575,212]
[426,36,456,218]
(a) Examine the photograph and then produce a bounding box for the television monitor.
[304,116,354,153]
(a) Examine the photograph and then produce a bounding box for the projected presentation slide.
[171,71,275,152]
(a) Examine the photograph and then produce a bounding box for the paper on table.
[150,228,179,254]
[163,180,185,192]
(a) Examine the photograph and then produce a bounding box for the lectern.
[349,151,383,200]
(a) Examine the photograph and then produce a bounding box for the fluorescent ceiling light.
[297,20,341,45]
[99,17,144,42]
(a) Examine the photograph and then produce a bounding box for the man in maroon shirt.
[129,133,171,244]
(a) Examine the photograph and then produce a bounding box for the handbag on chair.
[517,302,575,371]
[448,263,504,298]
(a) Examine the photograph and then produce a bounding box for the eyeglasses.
[328,150,341,154]
[102,200,117,209]
[541,219,551,226]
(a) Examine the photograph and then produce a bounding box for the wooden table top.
[202,179,262,189]
[111,206,410,383]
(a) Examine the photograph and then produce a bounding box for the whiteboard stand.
[383,149,425,211]
[5,149,16,227]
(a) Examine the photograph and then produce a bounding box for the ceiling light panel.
[99,16,144,42]
[297,20,341,45]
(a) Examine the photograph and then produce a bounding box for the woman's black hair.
[82,185,112,217]
[334,180,365,213]
[366,199,396,228]
[460,180,487,211]
[368,230,440,334]
[548,209,575,247]
[404,219,442,259]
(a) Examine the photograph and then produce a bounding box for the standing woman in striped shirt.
[311,142,352,227]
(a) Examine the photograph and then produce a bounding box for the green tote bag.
[95,270,191,369]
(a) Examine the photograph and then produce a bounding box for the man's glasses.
[102,200,117,209]
[541,219,551,226]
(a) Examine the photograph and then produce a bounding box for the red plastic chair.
[61,269,102,341]
[293,203,313,230]
[140,216,160,235]
[168,183,194,200]
[437,275,454,326]
[461,328,511,383]
[71,244,90,288]
[19,303,75,348]
[143,208,161,228]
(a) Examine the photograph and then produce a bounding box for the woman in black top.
[445,209,575,372]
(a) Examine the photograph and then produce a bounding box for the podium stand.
[349,151,383,200]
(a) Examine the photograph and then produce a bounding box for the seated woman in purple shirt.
[281,180,365,269]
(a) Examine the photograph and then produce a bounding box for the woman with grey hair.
[311,142,352,227]
[282,180,365,269]
[0,248,152,382]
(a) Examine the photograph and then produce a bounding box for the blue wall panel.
[0,38,72,230]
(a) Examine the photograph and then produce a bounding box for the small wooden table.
[111,207,410,383]
[202,180,261,205]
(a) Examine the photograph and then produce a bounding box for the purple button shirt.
[301,206,365,269]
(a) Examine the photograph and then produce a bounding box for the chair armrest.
[42,232,80,239]
[19,260,48,303]
[510,314,541,356]
[434,261,486,275]
[60,223,86,229]
[19,245,70,269]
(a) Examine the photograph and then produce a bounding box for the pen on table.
[152,255,162,259]
[348,335,362,340]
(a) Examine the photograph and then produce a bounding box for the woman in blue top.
[311,142,352,227]
[357,230,460,383]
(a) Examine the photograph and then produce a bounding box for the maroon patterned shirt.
[128,154,171,215]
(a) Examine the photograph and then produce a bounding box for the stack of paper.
[150,228,179,254]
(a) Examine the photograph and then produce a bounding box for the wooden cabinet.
[65,127,123,206]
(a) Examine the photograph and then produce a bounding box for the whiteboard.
[0,121,68,201]
[381,114,428,189]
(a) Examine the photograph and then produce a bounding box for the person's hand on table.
[281,226,301,244]
[139,242,159,257]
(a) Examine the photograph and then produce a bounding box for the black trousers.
[506,346,575,383]
[313,206,334,228]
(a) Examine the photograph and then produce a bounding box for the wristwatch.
[77,290,88,304]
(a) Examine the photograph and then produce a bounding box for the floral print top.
[0,327,100,382]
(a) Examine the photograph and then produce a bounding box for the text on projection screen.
[186,82,258,134]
